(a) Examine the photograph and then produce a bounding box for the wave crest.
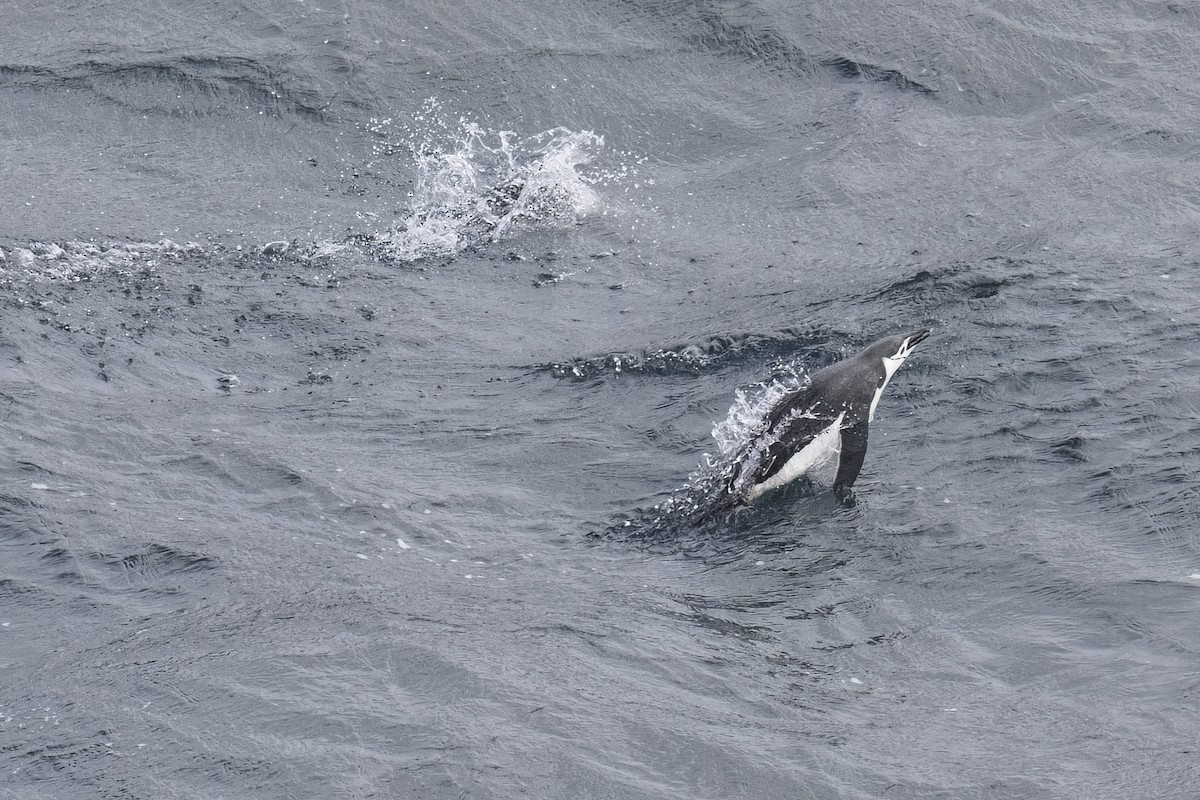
[536,326,822,381]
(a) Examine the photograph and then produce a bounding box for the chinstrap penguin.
[727,329,930,505]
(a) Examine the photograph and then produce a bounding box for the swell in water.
[532,326,825,381]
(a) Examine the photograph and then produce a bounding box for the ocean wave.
[534,326,824,380]
[689,9,935,93]
[0,54,333,118]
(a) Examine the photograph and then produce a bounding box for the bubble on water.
[0,239,202,285]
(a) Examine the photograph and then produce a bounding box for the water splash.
[605,365,813,539]
[1,103,623,283]
[365,100,609,262]
[0,240,202,284]
[710,366,807,456]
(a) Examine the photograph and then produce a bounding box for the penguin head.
[863,328,929,421]
[879,328,930,380]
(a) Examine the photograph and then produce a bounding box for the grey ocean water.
[2,1,1199,797]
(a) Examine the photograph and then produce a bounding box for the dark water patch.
[858,258,1022,308]
[1116,126,1199,157]
[0,387,14,419]
[687,7,935,93]
[0,55,333,119]
[333,502,399,533]
[1044,433,1090,463]
[30,540,218,609]
[0,492,59,544]
[38,545,80,576]
[1090,460,1200,550]
[651,586,851,648]
[173,753,287,796]
[659,599,777,642]
[782,601,848,622]
[305,339,375,362]
[0,576,59,614]
[1009,387,1103,416]
[103,542,218,583]
[5,732,120,783]
[149,449,309,499]
[819,54,936,93]
[952,350,1103,421]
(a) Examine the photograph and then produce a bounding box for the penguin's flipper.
[833,421,870,500]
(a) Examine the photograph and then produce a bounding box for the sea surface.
[2,1,1199,798]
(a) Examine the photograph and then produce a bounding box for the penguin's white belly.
[747,412,844,501]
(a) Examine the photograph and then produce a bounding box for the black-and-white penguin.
[727,329,930,505]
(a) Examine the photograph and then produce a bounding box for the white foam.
[710,367,807,456]
[363,99,611,261]
[0,239,201,284]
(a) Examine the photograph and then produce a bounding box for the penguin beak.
[902,329,930,352]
